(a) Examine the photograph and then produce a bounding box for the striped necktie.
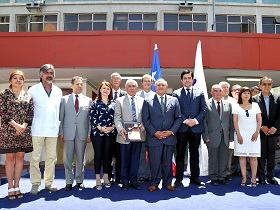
[131,96,137,122]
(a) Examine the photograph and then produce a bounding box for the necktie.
[131,96,137,122]
[186,89,191,102]
[217,101,221,116]
[75,95,79,113]
[114,91,118,100]
[160,96,165,115]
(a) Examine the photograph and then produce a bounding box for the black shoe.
[219,179,227,185]
[267,178,279,185]
[65,184,72,191]
[190,178,205,186]
[130,182,141,190]
[76,183,85,189]
[138,177,145,184]
[210,180,219,186]
[257,178,266,185]
[226,175,232,181]
[173,181,183,188]
[122,184,129,191]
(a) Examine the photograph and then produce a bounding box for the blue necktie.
[131,96,137,122]
[114,91,118,100]
[186,89,191,102]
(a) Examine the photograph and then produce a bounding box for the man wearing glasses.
[253,76,280,185]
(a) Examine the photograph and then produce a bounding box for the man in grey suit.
[59,76,92,191]
[142,79,182,192]
[114,79,145,190]
[203,84,234,185]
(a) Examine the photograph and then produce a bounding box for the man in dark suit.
[142,79,182,192]
[110,72,126,184]
[203,84,234,185]
[173,69,207,187]
[253,76,280,185]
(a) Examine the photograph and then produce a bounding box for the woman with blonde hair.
[0,70,34,199]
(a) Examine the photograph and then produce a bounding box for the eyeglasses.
[245,110,249,117]
[262,83,272,86]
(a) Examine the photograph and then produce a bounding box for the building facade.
[0,0,280,34]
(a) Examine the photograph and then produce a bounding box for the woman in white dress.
[233,87,262,187]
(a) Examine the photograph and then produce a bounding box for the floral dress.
[0,89,34,154]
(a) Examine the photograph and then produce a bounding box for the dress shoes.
[65,184,72,191]
[138,177,145,184]
[190,178,205,186]
[130,182,141,190]
[173,181,183,188]
[121,184,130,191]
[76,183,85,189]
[210,180,219,186]
[257,178,266,185]
[165,184,174,191]
[148,185,158,192]
[219,179,227,185]
[226,175,232,181]
[267,178,279,185]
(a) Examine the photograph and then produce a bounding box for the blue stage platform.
[0,167,280,210]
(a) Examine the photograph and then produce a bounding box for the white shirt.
[137,90,155,99]
[184,86,193,95]
[113,88,122,99]
[28,82,62,137]
[156,94,166,104]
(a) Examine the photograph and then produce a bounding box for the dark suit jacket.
[142,94,182,146]
[253,93,280,137]
[173,87,207,133]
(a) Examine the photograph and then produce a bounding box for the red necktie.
[75,95,79,113]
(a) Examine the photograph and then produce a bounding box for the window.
[16,14,57,32]
[113,13,157,30]
[164,14,207,31]
[64,14,106,31]
[0,16,9,32]
[216,15,256,33]
[262,16,280,34]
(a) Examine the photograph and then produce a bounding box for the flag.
[192,40,208,99]
[192,40,209,176]
[150,44,161,92]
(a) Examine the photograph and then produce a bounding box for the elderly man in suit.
[253,76,280,185]
[142,79,182,192]
[59,76,92,191]
[110,72,126,184]
[114,79,144,190]
[203,84,234,185]
[173,69,207,187]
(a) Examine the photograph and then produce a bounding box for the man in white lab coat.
[28,64,62,195]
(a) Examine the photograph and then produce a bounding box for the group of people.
[0,64,279,200]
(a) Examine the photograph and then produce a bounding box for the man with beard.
[28,64,62,195]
